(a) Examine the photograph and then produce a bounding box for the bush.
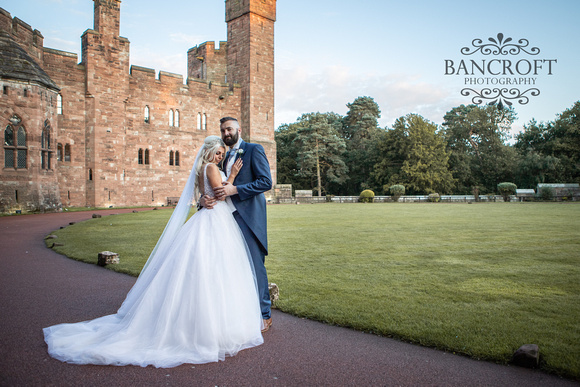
[359,189,375,203]
[497,182,517,202]
[539,186,554,201]
[388,185,405,202]
[325,194,334,202]
[428,193,440,202]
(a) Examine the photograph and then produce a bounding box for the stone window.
[202,113,207,130]
[138,148,143,165]
[4,115,27,169]
[57,94,63,115]
[169,109,174,127]
[64,144,71,162]
[57,143,63,161]
[169,150,180,166]
[41,120,53,170]
[197,113,201,130]
[175,109,180,127]
[144,106,150,123]
[144,149,150,165]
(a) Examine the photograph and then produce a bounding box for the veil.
[117,136,221,317]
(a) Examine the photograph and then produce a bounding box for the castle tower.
[226,0,276,182]
[81,0,130,207]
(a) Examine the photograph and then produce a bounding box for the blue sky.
[4,0,579,137]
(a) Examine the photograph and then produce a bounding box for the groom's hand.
[212,186,227,201]
[221,182,238,196]
[199,195,217,209]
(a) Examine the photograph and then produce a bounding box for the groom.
[206,117,273,332]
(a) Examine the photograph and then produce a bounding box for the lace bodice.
[202,164,226,198]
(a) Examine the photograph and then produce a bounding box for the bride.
[43,136,264,368]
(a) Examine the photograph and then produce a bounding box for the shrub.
[497,182,517,202]
[389,185,405,202]
[325,194,335,202]
[539,186,554,201]
[359,189,375,203]
[428,193,440,202]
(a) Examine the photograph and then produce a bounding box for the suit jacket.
[227,140,272,254]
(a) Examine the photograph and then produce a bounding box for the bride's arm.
[206,164,226,200]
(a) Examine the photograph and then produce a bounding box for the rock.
[69,222,76,225]
[512,344,540,368]
[268,283,279,306]
[132,210,138,213]
[46,234,58,239]
[92,214,102,218]
[97,251,120,266]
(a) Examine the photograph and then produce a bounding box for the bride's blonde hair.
[194,136,225,197]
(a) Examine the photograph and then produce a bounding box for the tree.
[373,114,455,194]
[340,96,383,194]
[289,113,348,196]
[442,104,518,193]
[514,101,580,185]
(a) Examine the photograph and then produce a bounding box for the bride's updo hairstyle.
[195,135,226,180]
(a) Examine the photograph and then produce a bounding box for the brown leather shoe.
[261,317,272,333]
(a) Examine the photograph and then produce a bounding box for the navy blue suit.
[227,140,272,319]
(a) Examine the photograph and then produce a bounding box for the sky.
[3,0,579,138]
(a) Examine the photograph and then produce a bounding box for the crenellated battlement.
[188,41,228,84]
[0,7,45,63]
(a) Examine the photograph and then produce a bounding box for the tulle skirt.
[43,202,263,368]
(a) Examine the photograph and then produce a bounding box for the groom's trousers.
[233,211,271,320]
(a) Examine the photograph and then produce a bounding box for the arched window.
[175,151,180,166]
[4,115,27,169]
[64,144,71,162]
[203,113,207,130]
[144,106,150,123]
[138,148,143,165]
[169,150,174,166]
[169,109,174,127]
[57,143,63,161]
[144,149,150,165]
[88,168,93,181]
[57,94,63,115]
[41,120,52,170]
[197,113,201,130]
[175,109,180,127]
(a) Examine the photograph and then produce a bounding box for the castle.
[0,0,276,212]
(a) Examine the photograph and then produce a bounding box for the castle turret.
[226,0,276,182]
[81,0,130,207]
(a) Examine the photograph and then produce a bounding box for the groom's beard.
[223,132,239,147]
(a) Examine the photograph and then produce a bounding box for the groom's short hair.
[220,117,239,125]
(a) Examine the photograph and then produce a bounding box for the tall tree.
[286,113,348,196]
[442,104,517,193]
[373,114,454,194]
[341,96,383,194]
[514,101,580,185]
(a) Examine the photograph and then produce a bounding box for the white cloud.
[275,65,462,129]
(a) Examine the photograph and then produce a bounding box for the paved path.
[0,209,577,386]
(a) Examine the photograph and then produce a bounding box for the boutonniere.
[235,149,245,157]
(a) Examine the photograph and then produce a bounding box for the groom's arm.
[235,144,272,200]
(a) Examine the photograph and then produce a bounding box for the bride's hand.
[230,159,243,179]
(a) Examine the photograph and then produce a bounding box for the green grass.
[46,203,580,379]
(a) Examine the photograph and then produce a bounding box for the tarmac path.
[0,209,577,386]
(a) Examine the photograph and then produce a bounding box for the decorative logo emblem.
[445,33,556,108]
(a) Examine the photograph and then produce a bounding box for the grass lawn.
[46,202,580,379]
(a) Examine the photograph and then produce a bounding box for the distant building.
[0,0,276,212]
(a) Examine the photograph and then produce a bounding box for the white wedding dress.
[43,166,263,368]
